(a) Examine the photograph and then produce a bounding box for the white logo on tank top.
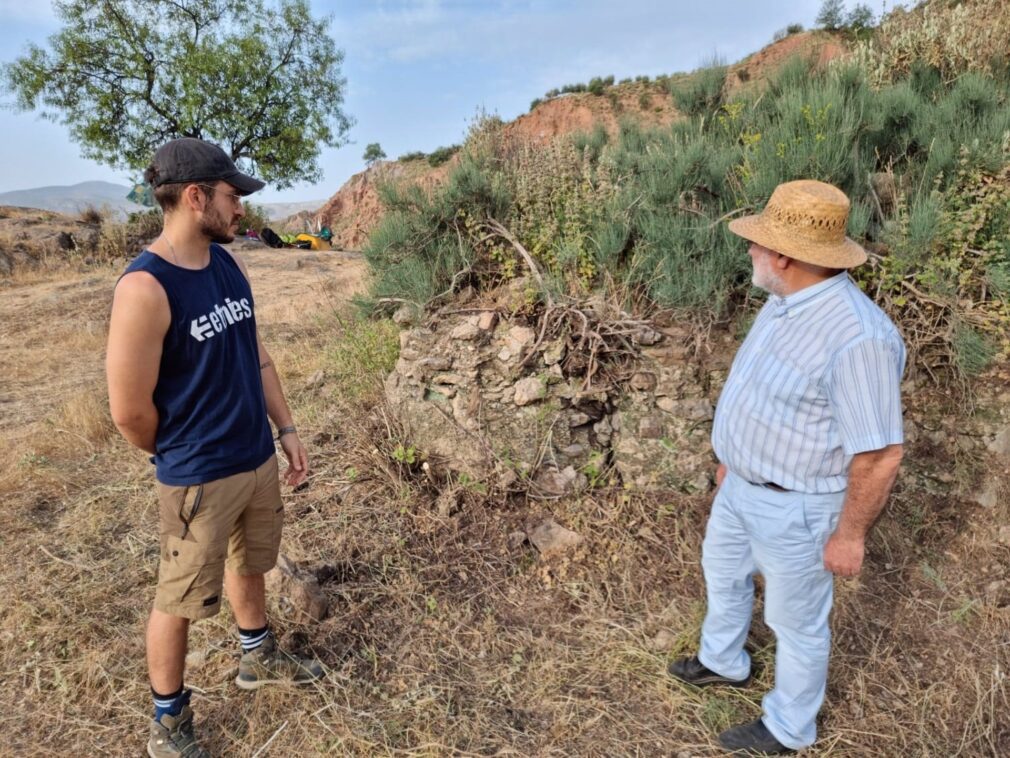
[189,297,253,342]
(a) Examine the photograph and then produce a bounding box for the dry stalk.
[482,217,553,307]
[517,299,654,391]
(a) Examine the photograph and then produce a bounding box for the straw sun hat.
[728,179,867,268]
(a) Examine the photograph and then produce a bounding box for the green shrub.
[985,264,1010,304]
[573,123,609,162]
[428,144,461,167]
[774,23,806,42]
[952,323,996,376]
[861,0,1010,84]
[671,60,727,117]
[398,150,427,162]
[323,316,400,402]
[530,97,543,111]
[237,202,269,235]
[908,60,942,98]
[362,52,1010,380]
[866,81,924,165]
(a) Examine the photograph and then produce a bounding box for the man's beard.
[752,259,786,296]
[199,205,237,244]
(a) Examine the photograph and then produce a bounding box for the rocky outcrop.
[384,308,722,493]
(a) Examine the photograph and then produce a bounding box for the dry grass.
[78,205,106,227]
[0,253,1007,756]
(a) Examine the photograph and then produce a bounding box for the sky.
[0,0,845,204]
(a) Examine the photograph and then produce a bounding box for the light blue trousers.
[699,471,844,749]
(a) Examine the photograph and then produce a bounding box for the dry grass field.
[0,246,1007,756]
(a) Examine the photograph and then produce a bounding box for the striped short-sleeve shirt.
[711,272,906,494]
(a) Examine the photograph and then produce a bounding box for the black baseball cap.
[148,137,266,195]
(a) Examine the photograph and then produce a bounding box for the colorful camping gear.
[294,233,331,251]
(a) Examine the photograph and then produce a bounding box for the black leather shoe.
[667,656,750,688]
[718,718,796,755]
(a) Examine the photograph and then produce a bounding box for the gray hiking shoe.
[235,632,324,690]
[147,692,211,757]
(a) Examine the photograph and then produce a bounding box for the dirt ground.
[0,246,1007,757]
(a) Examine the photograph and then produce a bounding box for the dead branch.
[483,218,553,307]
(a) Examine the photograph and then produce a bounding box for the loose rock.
[477,311,498,331]
[507,530,528,550]
[542,340,566,366]
[528,517,584,557]
[266,553,328,623]
[450,322,482,341]
[392,303,422,327]
[505,325,536,354]
[638,415,664,439]
[630,372,657,391]
[514,376,547,406]
[987,427,1010,456]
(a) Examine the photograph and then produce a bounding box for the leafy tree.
[2,0,352,189]
[846,3,876,30]
[363,142,386,165]
[816,0,845,30]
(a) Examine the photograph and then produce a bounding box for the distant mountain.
[0,181,146,218]
[256,199,325,220]
[0,181,323,221]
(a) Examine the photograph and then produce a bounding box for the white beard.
[752,264,786,297]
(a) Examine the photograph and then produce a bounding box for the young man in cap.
[107,138,323,757]
[668,180,905,754]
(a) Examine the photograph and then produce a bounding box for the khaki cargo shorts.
[154,456,283,620]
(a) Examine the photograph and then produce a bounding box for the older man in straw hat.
[668,180,905,754]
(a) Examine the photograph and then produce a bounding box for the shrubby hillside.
[361,0,1010,386]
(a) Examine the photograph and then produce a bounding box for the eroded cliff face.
[306,161,451,251]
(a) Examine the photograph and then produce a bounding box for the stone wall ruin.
[384,304,732,495]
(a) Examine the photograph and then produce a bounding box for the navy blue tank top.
[122,245,274,485]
